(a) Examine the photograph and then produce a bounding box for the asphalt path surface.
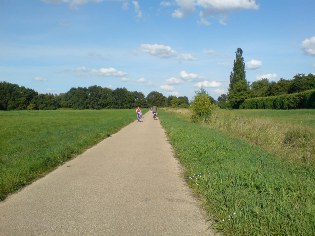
[0,112,212,235]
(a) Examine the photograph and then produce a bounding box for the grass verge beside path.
[0,109,136,201]
[159,110,315,235]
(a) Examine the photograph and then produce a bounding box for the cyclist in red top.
[136,106,142,122]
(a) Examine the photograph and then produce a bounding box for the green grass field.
[159,109,315,235]
[0,109,136,200]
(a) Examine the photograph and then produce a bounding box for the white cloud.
[136,77,153,86]
[166,77,184,84]
[194,80,222,88]
[120,77,128,82]
[141,44,176,58]
[172,9,184,18]
[95,67,127,76]
[72,66,127,77]
[172,0,196,18]
[72,66,89,74]
[199,11,211,25]
[160,1,173,7]
[197,0,259,12]
[137,77,146,83]
[177,53,196,61]
[170,0,258,24]
[132,0,142,18]
[302,36,315,55]
[218,15,228,25]
[214,88,226,95]
[204,49,217,55]
[140,43,195,61]
[33,76,47,81]
[256,73,278,81]
[160,84,175,91]
[246,59,262,70]
[43,0,103,9]
[180,70,202,81]
[122,0,129,10]
[169,91,180,96]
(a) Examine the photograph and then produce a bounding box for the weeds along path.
[0,112,211,235]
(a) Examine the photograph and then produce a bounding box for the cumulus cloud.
[197,0,259,12]
[160,84,175,91]
[169,91,180,96]
[302,36,315,55]
[33,76,47,81]
[137,77,146,83]
[43,0,103,9]
[204,49,217,56]
[246,59,262,70]
[177,53,196,61]
[136,77,153,86]
[256,73,278,81]
[120,77,129,82]
[141,44,176,58]
[194,80,222,88]
[132,0,142,18]
[166,77,184,84]
[72,66,127,77]
[96,67,127,76]
[180,70,202,81]
[171,0,196,18]
[163,0,259,25]
[160,1,173,7]
[199,11,211,25]
[214,88,226,95]
[140,43,195,61]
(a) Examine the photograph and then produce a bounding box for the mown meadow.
[0,109,136,200]
[159,109,315,235]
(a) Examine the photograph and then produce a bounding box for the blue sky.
[1,0,315,100]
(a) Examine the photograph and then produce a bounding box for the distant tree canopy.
[223,48,315,109]
[0,81,188,110]
[166,95,190,108]
[249,74,315,98]
[146,91,166,107]
[221,73,315,109]
[227,48,250,109]
[0,82,38,110]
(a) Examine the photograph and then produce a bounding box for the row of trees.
[219,48,315,109]
[0,82,189,110]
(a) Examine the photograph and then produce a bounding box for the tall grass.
[0,110,135,200]
[159,110,315,235]
[166,108,315,165]
[210,109,315,165]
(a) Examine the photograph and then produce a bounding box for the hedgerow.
[240,89,315,109]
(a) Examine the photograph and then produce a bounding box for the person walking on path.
[136,106,142,122]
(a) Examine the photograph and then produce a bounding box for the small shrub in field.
[190,92,215,123]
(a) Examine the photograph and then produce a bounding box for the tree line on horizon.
[0,82,190,111]
[1,48,314,111]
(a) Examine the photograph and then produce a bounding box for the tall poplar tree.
[228,48,249,108]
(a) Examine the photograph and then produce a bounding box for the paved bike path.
[0,112,212,235]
